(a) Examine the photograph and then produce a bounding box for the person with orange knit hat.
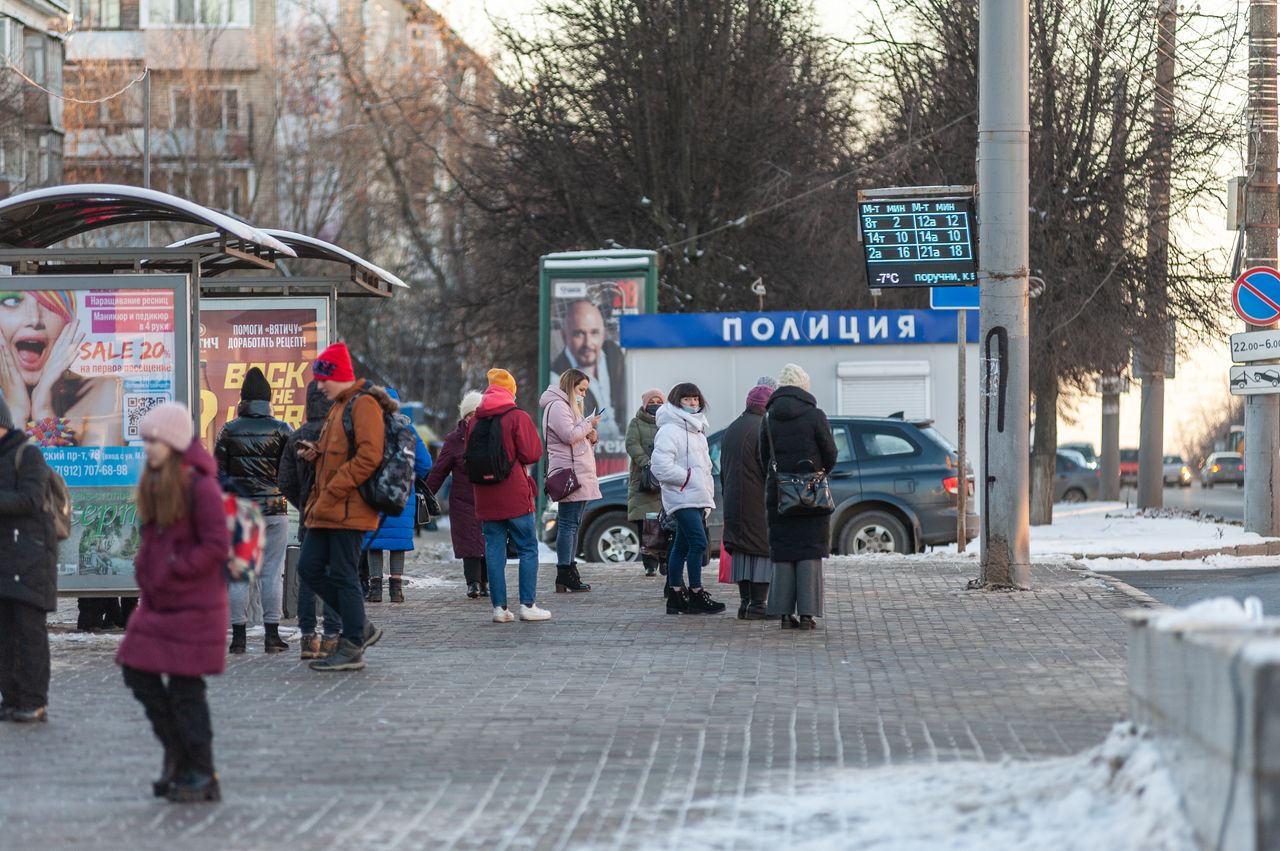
[466,368,550,623]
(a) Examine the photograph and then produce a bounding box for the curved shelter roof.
[167,229,408,297]
[0,184,295,257]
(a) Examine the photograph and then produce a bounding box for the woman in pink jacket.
[540,368,602,592]
[117,402,229,804]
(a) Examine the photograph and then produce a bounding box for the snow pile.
[1029,503,1271,557]
[1079,553,1279,573]
[1149,596,1266,631]
[659,724,1196,851]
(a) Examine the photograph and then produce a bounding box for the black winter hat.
[241,367,272,402]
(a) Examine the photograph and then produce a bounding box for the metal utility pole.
[1244,0,1280,536]
[976,0,1031,588]
[957,309,968,553]
[1137,0,1176,510]
[143,68,151,246]
[1099,377,1122,501]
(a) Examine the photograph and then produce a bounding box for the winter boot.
[167,745,220,804]
[479,581,490,597]
[569,564,591,592]
[364,577,382,603]
[264,623,289,653]
[467,582,481,599]
[737,581,751,620]
[666,586,689,615]
[686,587,727,615]
[228,624,247,655]
[299,634,322,660]
[780,614,800,630]
[308,638,366,672]
[389,576,405,603]
[744,582,770,620]
[643,555,658,577]
[152,749,180,797]
[798,615,818,630]
[320,635,339,657]
[555,565,591,593]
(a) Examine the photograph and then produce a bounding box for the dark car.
[1051,450,1101,502]
[542,416,979,563]
[1201,452,1244,488]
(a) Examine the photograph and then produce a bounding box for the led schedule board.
[856,193,978,288]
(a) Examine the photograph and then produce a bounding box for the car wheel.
[1062,488,1087,504]
[583,512,641,564]
[839,510,910,555]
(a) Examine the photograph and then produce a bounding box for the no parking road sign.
[1233,267,1280,325]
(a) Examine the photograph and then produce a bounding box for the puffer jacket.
[469,386,542,522]
[278,382,332,515]
[0,430,57,611]
[117,439,230,677]
[650,403,715,513]
[304,380,390,532]
[214,399,293,515]
[625,407,662,521]
[364,387,433,552]
[539,384,602,503]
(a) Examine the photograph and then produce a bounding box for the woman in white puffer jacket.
[650,382,726,615]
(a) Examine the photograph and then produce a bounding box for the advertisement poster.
[548,277,644,476]
[197,297,330,449]
[0,278,188,586]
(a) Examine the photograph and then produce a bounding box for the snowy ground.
[644,724,1197,851]
[1079,553,1280,573]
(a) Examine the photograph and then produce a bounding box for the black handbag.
[764,413,835,517]
[639,464,661,493]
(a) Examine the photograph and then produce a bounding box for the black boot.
[569,564,592,592]
[745,582,769,620]
[686,587,727,615]
[467,581,481,599]
[264,623,289,653]
[228,624,246,655]
[555,565,591,593]
[666,586,689,615]
[737,581,751,620]
[389,576,405,603]
[167,744,219,803]
[479,581,489,597]
[152,749,179,797]
[780,614,800,630]
[643,555,658,577]
[365,577,382,603]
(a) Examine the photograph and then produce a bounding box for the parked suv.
[541,416,978,564]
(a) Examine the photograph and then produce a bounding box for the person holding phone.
[540,368,601,593]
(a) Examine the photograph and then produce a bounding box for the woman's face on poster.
[0,291,70,384]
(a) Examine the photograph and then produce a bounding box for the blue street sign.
[930,287,979,310]
[1233,267,1280,325]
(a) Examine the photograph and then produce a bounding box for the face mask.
[576,394,586,405]
[645,403,660,415]
[681,404,700,415]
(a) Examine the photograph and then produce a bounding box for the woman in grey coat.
[624,388,665,575]
[759,364,838,630]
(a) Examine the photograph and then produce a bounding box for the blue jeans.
[667,508,707,589]
[483,513,540,608]
[296,528,341,636]
[297,528,367,645]
[555,500,587,565]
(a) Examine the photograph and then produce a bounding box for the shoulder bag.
[763,412,835,517]
[542,401,582,502]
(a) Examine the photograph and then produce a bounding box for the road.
[1105,567,1280,612]
[1117,482,1244,522]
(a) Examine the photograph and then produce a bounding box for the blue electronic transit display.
[857,196,978,288]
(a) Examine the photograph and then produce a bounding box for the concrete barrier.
[1127,609,1280,851]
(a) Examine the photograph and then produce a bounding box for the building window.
[171,88,240,130]
[22,33,46,86]
[154,164,252,214]
[77,0,121,28]
[0,18,23,64]
[145,0,251,26]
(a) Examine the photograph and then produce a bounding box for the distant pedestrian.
[468,368,550,623]
[214,367,292,654]
[720,380,775,619]
[362,386,432,603]
[425,390,488,598]
[625,388,665,576]
[278,380,341,659]
[540,368,600,593]
[760,364,837,630]
[650,383,726,615]
[0,393,58,724]
[117,402,230,802]
[295,343,388,672]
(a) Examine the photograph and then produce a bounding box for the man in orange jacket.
[296,343,388,671]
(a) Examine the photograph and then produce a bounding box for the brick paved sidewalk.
[0,554,1135,851]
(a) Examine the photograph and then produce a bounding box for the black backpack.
[341,386,417,515]
[464,410,514,484]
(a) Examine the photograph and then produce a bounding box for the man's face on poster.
[562,301,605,370]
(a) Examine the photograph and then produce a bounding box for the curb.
[1056,539,1280,562]
[1070,566,1169,610]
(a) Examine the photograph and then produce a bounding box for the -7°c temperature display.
[857,196,978,288]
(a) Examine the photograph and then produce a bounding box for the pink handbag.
[718,547,732,584]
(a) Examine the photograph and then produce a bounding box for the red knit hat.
[313,342,355,382]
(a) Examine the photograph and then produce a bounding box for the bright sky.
[436,0,1244,457]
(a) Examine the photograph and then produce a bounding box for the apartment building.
[63,0,277,219]
[0,0,69,195]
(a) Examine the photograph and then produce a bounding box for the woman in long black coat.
[758,364,838,630]
[720,380,776,619]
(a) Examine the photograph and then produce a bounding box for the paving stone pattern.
[0,553,1134,850]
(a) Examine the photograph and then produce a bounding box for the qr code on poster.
[124,394,169,441]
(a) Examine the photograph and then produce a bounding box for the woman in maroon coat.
[425,390,487,598]
[117,402,229,804]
